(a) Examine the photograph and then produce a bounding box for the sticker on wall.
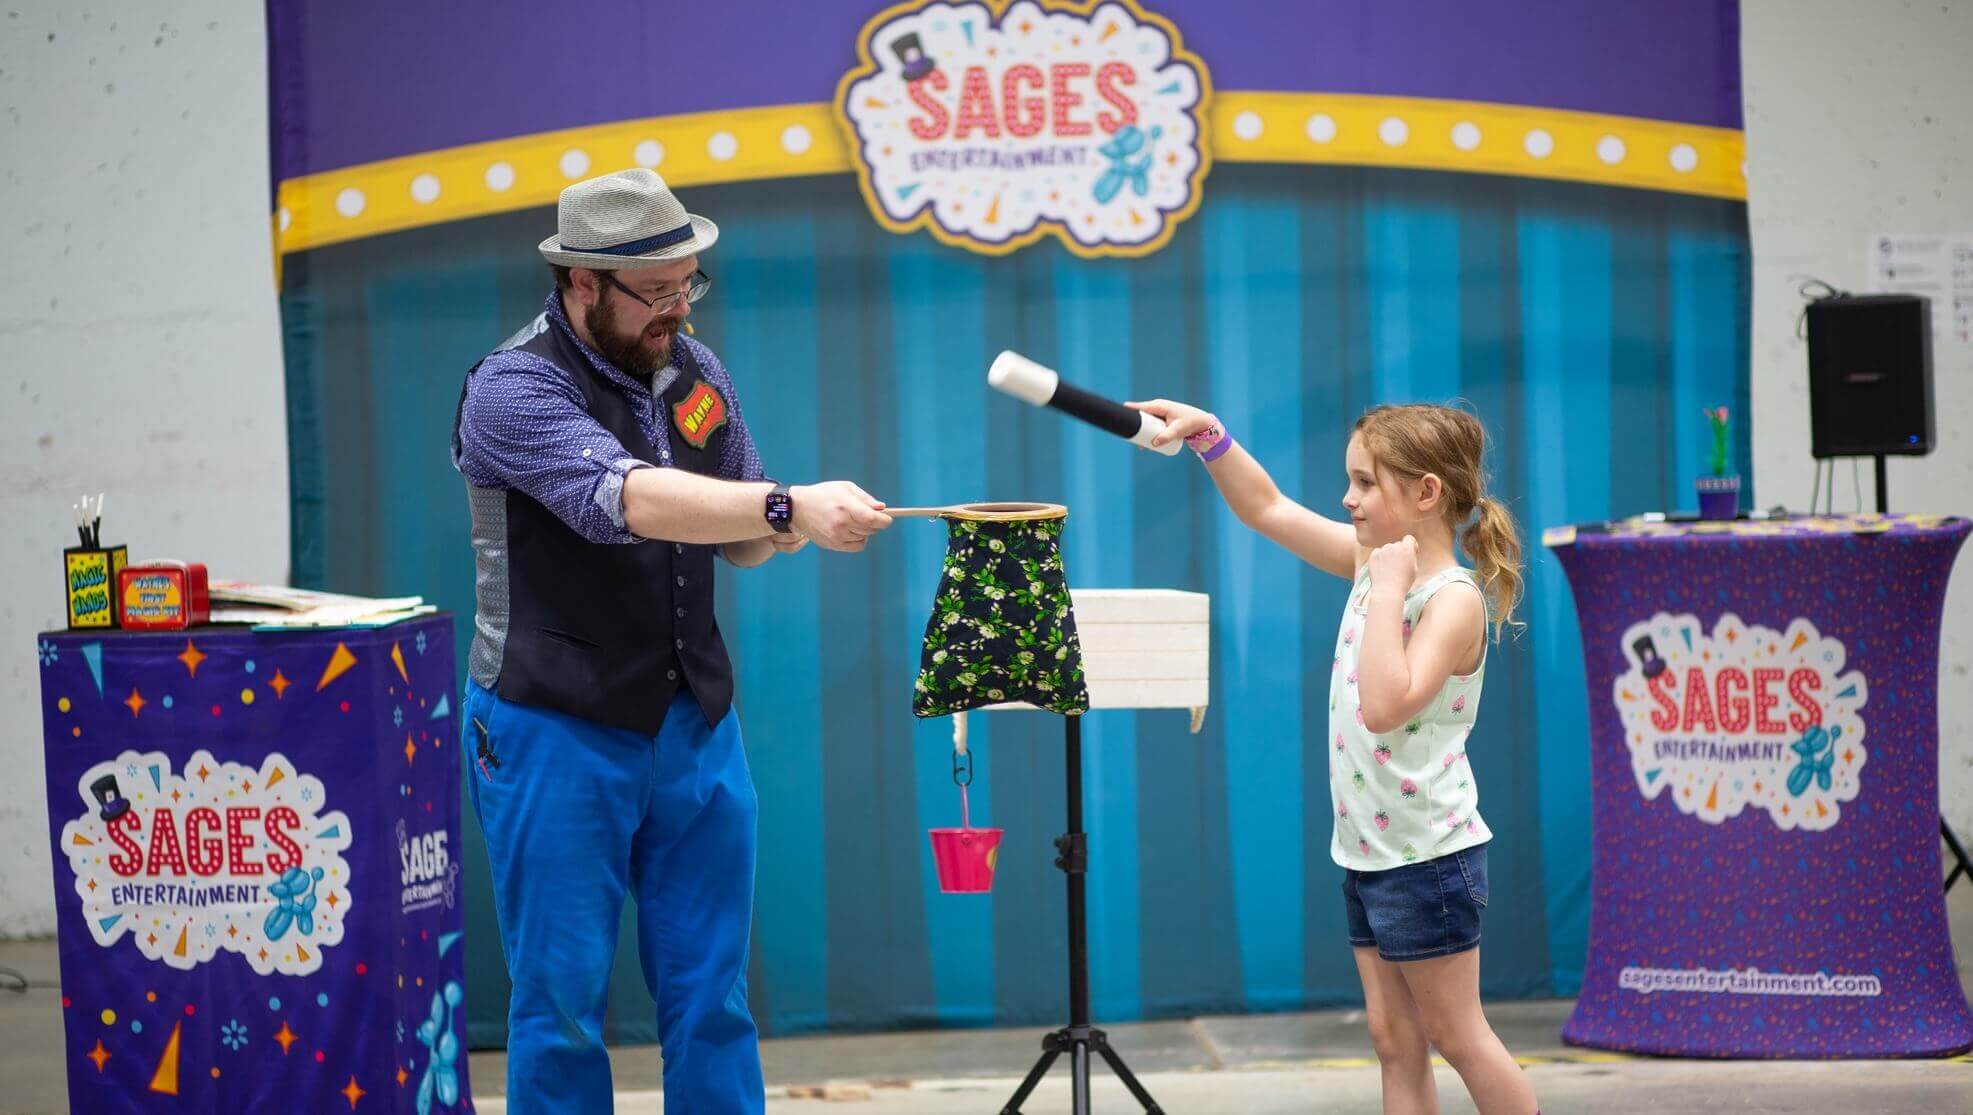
[60,750,354,974]
[837,0,1211,258]
[1614,613,1868,832]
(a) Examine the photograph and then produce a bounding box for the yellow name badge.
[64,545,128,629]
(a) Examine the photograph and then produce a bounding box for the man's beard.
[585,292,683,377]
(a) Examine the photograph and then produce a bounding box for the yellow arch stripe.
[1213,93,1743,201]
[273,93,1743,256]
[273,103,846,256]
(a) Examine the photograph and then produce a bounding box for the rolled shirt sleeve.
[456,351,652,544]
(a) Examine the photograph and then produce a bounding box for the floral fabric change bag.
[912,515,1090,718]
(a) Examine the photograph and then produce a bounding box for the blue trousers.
[465,683,763,1113]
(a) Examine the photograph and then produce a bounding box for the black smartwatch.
[764,483,794,534]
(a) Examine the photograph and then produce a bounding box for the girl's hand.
[1126,399,1221,449]
[1367,535,1418,596]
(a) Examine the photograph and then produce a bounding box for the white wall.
[1742,0,1973,838]
[0,0,289,935]
[1,0,1967,932]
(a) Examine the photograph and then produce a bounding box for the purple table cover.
[36,617,472,1111]
[1547,514,1973,1058]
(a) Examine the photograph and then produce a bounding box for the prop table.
[1545,514,1973,1057]
[35,616,471,1111]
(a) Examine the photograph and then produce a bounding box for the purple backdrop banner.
[1549,515,1973,1058]
[265,0,1741,181]
[36,617,470,1112]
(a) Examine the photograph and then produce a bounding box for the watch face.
[766,491,793,527]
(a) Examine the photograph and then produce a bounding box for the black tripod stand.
[1944,818,1973,894]
[1000,714,1164,1115]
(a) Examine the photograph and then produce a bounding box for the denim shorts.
[1342,842,1489,962]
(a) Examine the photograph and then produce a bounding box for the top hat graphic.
[91,774,130,822]
[891,32,936,82]
[1631,635,1669,680]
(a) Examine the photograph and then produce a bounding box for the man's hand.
[721,532,808,568]
[790,482,892,552]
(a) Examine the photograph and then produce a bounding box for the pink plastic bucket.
[929,826,1003,893]
[929,783,1001,893]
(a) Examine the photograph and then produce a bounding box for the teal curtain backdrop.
[278,164,1749,1044]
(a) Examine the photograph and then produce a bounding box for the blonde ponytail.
[1464,496,1524,641]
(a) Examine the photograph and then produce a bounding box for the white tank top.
[1328,565,1493,871]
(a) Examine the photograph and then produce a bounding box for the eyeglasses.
[604,269,711,314]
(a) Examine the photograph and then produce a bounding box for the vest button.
[666,669,678,682]
[675,575,686,587]
[674,543,684,554]
[675,607,687,619]
[675,638,684,650]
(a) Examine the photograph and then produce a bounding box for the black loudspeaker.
[1805,294,1934,459]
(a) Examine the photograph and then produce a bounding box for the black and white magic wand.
[986,351,1183,456]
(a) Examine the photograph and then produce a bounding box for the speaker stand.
[1945,819,1973,895]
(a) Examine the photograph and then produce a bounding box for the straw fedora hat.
[538,168,718,269]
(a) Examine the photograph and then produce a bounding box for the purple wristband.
[1199,434,1236,462]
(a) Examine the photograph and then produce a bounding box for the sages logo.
[1614,614,1867,831]
[398,818,460,916]
[838,0,1210,257]
[60,750,352,974]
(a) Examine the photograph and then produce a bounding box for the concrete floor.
[5,885,1973,1113]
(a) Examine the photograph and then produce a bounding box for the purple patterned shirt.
[455,291,765,544]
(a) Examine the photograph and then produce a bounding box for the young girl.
[1129,398,1540,1115]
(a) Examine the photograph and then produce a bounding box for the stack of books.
[208,582,437,629]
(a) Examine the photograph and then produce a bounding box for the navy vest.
[454,313,735,735]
